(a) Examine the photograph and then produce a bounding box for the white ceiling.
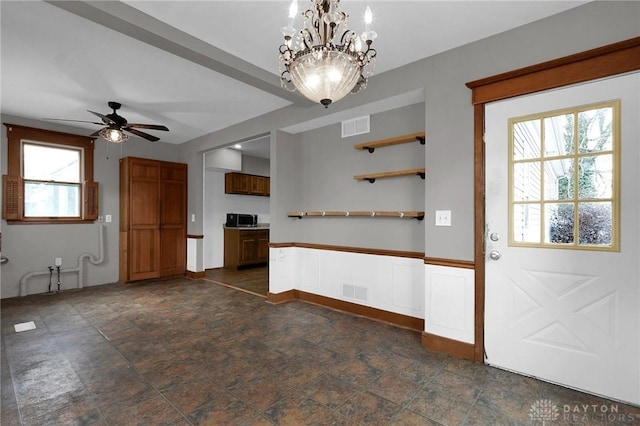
[1,1,587,149]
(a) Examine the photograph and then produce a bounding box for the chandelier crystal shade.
[279,0,377,108]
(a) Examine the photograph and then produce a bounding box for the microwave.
[226,213,258,228]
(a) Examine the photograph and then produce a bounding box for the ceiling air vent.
[341,115,370,138]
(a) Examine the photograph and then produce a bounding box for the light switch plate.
[435,210,452,226]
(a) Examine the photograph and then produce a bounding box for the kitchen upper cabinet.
[120,157,187,282]
[225,172,269,196]
[250,175,270,196]
[225,172,250,194]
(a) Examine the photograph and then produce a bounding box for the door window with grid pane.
[508,101,619,251]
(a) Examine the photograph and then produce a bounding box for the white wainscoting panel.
[392,263,424,312]
[269,247,297,294]
[186,238,198,272]
[425,264,475,344]
[269,247,424,318]
[300,250,320,290]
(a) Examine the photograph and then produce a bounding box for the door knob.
[490,232,500,241]
[489,250,501,261]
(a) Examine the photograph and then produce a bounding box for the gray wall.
[421,1,640,260]
[281,103,425,252]
[179,1,640,262]
[242,155,270,177]
[3,2,639,296]
[1,115,179,297]
[270,130,297,243]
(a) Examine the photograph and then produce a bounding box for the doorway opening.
[202,134,271,297]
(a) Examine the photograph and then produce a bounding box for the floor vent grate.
[342,283,368,301]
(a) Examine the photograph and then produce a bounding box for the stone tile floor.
[1,278,639,425]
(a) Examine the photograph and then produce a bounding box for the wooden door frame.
[465,37,640,362]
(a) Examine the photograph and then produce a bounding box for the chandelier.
[279,0,377,108]
[99,127,128,143]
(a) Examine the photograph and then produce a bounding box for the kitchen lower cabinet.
[224,228,269,269]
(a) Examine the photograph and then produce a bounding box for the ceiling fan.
[45,101,169,142]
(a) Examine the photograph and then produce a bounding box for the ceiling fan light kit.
[279,0,377,108]
[98,127,128,143]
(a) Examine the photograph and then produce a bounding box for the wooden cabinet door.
[235,173,251,193]
[129,160,160,228]
[238,232,258,265]
[225,172,250,194]
[120,157,187,282]
[129,228,161,281]
[257,230,269,262]
[251,176,269,196]
[160,227,185,276]
[160,162,187,277]
[127,159,161,280]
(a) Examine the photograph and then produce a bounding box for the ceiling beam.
[47,0,311,106]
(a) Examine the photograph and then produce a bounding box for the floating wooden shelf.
[287,211,424,220]
[354,132,425,153]
[354,168,425,183]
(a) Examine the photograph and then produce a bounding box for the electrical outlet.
[55,257,62,266]
[435,210,452,227]
[105,214,112,223]
[191,214,196,223]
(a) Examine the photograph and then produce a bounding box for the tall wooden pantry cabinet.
[119,157,187,282]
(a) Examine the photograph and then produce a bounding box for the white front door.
[484,73,640,405]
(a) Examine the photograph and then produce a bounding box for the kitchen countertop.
[223,224,269,230]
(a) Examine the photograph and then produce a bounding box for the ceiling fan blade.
[124,127,160,142]
[126,123,169,131]
[43,118,103,125]
[87,110,116,125]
